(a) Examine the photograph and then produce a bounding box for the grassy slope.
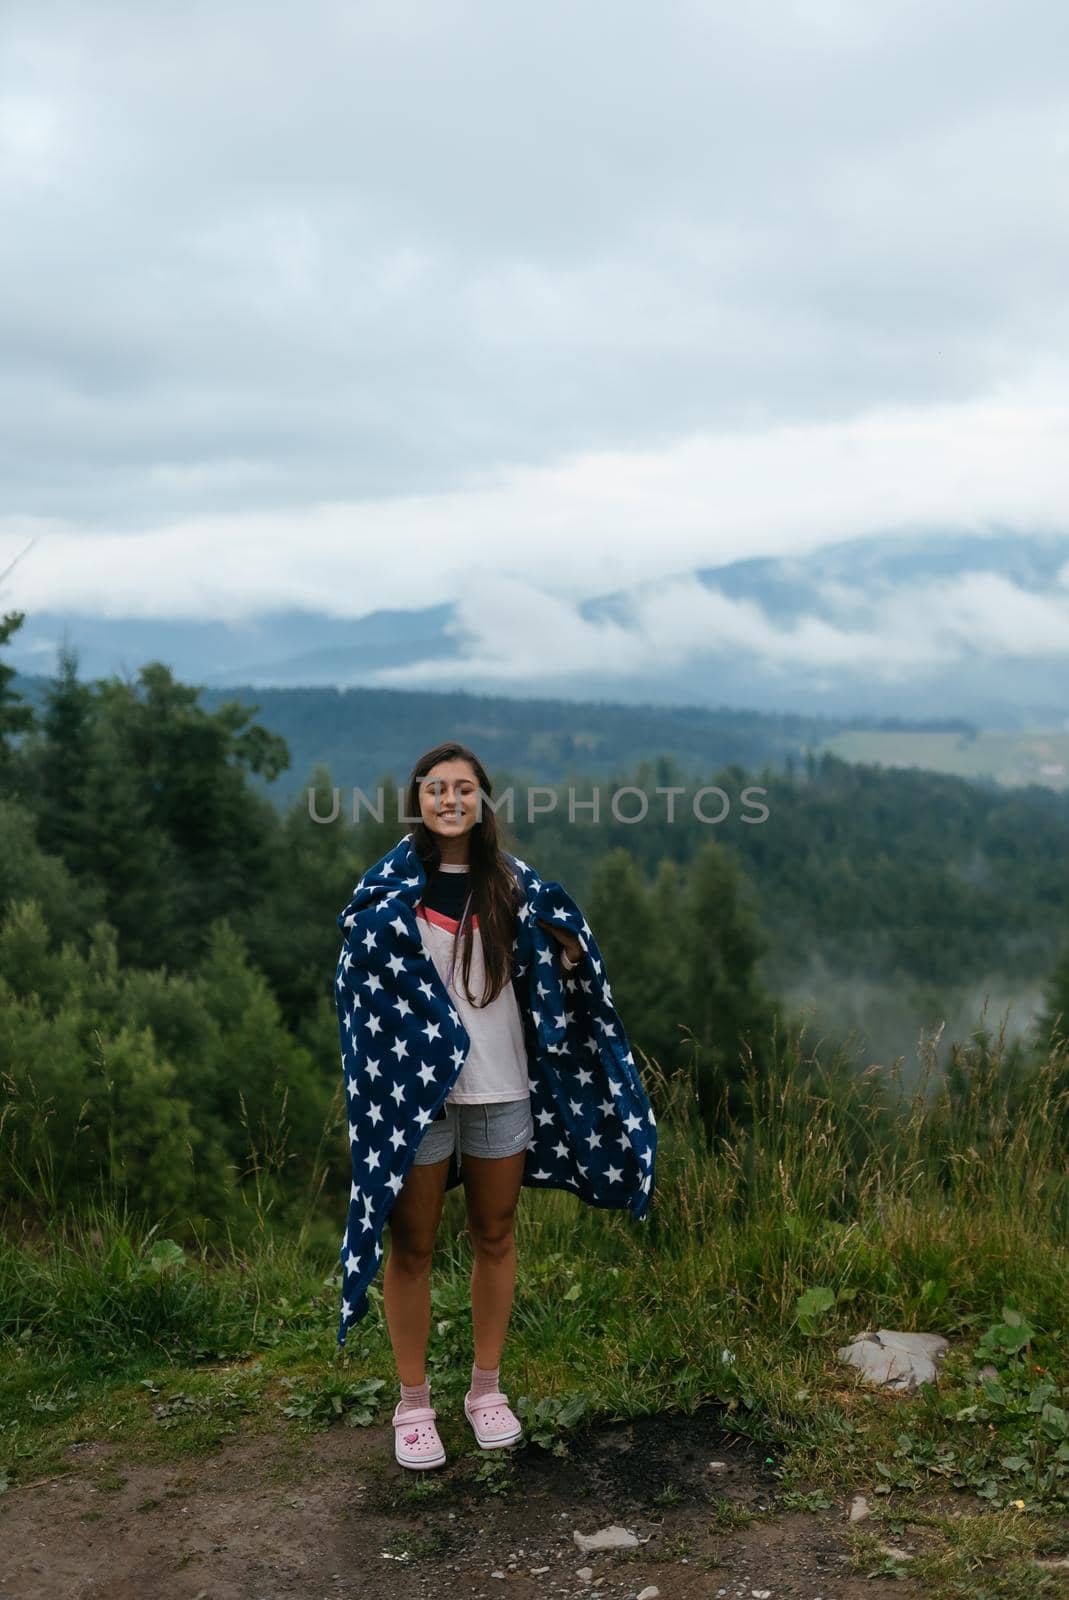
[2,1031,1067,1596]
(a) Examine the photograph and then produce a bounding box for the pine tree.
[0,611,36,792]
[585,847,683,1096]
[36,641,94,874]
[679,836,777,1134]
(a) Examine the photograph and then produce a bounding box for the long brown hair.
[404,742,522,1007]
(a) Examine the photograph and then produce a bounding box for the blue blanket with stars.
[333,832,658,1344]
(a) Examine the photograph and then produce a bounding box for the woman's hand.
[536,918,584,965]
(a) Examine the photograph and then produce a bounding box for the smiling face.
[418,757,482,842]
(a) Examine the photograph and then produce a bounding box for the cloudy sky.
[2,0,1067,629]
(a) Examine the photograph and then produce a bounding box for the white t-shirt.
[416,863,530,1105]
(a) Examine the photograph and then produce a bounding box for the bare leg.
[461,1149,526,1369]
[383,1156,449,1385]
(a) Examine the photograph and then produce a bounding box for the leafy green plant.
[873,1312,1068,1509]
[513,1391,589,1456]
[469,1451,516,1495]
[978,1308,1036,1361]
[140,1239,186,1276]
[775,1487,834,1511]
[793,1285,836,1336]
[275,1374,385,1427]
[136,1374,262,1441]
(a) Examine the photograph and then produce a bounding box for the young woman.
[334,741,656,1471]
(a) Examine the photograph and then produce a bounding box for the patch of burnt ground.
[562,1405,774,1509]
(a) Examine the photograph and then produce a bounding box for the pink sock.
[471,1361,500,1399]
[398,1378,430,1412]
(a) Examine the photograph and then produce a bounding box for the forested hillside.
[2,615,1068,1235]
[12,666,975,808]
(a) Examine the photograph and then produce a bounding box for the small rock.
[705,1460,729,1473]
[752,1591,772,1598]
[876,1544,913,1562]
[637,1588,660,1600]
[573,1525,640,1552]
[837,1329,949,1393]
[575,1566,594,1581]
[848,1494,870,1523]
[491,1572,505,1581]
[529,1567,550,1576]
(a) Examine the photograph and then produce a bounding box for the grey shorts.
[412,1097,534,1169]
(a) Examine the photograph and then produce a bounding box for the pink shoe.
[464,1389,522,1449]
[393,1401,446,1470]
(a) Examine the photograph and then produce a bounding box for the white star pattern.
[332,833,657,1346]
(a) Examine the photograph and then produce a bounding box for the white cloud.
[375,574,943,687]
[3,384,1067,626]
[374,564,1069,690]
[1,0,1068,553]
[880,571,1069,657]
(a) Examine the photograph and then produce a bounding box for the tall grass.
[2,1022,1067,1392]
[418,1018,1069,1439]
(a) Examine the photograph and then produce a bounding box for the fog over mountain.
[10,530,1069,727]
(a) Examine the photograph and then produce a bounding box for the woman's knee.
[387,1162,446,1271]
[470,1219,516,1263]
[384,1203,438,1267]
[387,1224,436,1274]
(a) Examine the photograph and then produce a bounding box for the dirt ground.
[0,1404,934,1600]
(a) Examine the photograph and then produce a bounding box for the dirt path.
[0,1405,923,1600]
